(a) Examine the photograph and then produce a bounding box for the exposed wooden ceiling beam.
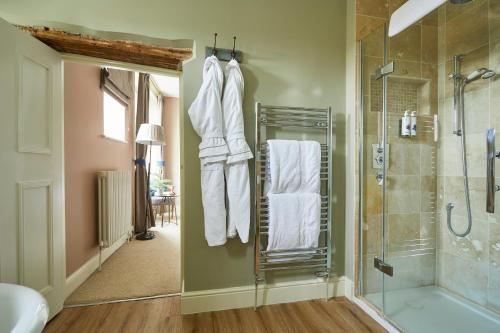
[19,26,192,71]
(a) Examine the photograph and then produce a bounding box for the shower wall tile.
[363,56,383,94]
[463,87,490,134]
[491,39,500,73]
[420,212,437,243]
[422,25,438,64]
[389,24,422,62]
[388,0,405,15]
[387,175,421,214]
[363,214,382,255]
[443,177,487,222]
[388,143,420,175]
[365,174,383,215]
[441,137,462,176]
[362,25,385,58]
[421,176,437,213]
[489,0,500,43]
[420,143,437,176]
[364,135,379,176]
[437,250,489,306]
[445,0,487,23]
[388,213,420,246]
[357,13,387,41]
[438,214,489,262]
[384,254,436,291]
[363,109,380,136]
[422,63,438,114]
[356,0,388,19]
[487,266,500,313]
[391,59,422,77]
[445,0,489,59]
[465,134,487,178]
[422,9,439,27]
[489,222,500,267]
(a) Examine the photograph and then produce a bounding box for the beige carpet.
[65,224,180,305]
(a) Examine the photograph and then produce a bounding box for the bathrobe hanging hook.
[231,36,236,59]
[212,33,218,56]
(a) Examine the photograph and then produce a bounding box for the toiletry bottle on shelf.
[410,111,417,137]
[401,111,410,137]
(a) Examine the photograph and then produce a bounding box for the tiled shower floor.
[365,286,500,333]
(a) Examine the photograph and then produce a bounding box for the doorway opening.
[62,59,182,306]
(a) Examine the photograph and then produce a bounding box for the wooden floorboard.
[44,296,387,333]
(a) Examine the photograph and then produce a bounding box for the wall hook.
[231,36,237,59]
[212,33,218,56]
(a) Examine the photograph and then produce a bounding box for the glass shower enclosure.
[357,2,500,332]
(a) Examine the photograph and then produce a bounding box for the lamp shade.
[136,123,165,145]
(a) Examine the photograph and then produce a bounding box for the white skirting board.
[64,231,131,299]
[181,276,354,315]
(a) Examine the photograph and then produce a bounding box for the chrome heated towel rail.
[254,103,333,307]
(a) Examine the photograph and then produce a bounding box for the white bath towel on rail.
[266,193,321,251]
[267,140,321,194]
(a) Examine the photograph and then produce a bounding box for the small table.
[152,193,179,227]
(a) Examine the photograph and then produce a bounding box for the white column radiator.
[97,170,133,269]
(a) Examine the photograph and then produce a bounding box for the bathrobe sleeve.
[188,55,229,163]
[222,59,253,164]
[222,59,253,243]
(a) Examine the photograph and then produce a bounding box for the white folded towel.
[267,140,321,194]
[266,193,321,252]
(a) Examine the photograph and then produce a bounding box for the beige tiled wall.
[436,0,500,314]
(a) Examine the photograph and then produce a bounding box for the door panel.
[0,17,64,319]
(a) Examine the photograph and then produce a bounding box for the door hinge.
[374,62,395,80]
[374,257,393,277]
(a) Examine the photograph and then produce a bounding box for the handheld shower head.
[466,68,488,82]
[465,68,496,83]
[482,70,496,80]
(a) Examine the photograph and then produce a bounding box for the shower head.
[465,68,496,83]
[482,70,496,79]
[450,0,472,4]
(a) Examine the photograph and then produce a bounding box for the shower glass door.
[382,17,438,321]
[359,23,386,309]
[359,16,439,324]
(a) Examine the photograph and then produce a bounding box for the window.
[147,81,164,177]
[103,91,127,142]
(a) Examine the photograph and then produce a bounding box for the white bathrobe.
[222,59,253,243]
[188,56,228,246]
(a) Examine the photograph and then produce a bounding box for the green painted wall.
[0,0,347,292]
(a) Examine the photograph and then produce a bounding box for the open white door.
[0,18,64,319]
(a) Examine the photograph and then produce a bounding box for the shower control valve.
[372,143,389,169]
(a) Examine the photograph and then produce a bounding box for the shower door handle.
[486,129,500,213]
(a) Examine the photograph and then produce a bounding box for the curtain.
[134,73,154,233]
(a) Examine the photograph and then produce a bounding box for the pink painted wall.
[64,61,134,276]
[163,97,180,198]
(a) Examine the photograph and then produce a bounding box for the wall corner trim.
[64,232,130,299]
[181,276,353,315]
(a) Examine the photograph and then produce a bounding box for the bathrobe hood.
[188,55,228,163]
[222,59,253,164]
